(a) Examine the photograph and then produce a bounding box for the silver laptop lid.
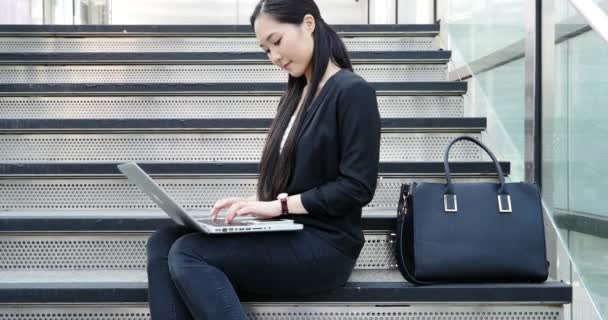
[117,162,302,234]
[117,162,205,232]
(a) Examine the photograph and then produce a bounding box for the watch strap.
[279,197,289,215]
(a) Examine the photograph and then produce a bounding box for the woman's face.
[254,13,315,78]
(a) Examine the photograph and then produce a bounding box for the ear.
[302,14,316,34]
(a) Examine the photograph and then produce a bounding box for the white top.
[279,114,297,154]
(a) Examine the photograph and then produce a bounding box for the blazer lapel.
[295,85,331,144]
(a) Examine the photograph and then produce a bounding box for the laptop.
[117,162,303,234]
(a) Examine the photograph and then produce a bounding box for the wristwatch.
[277,193,289,216]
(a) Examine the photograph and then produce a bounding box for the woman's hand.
[209,197,282,224]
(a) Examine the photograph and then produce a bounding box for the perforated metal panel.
[0,234,393,271]
[0,96,464,119]
[0,270,146,283]
[0,37,434,53]
[380,134,481,161]
[0,306,151,320]
[0,269,401,284]
[0,133,481,162]
[0,235,147,270]
[0,177,500,210]
[0,305,564,320]
[0,96,279,119]
[244,306,562,320]
[378,96,463,118]
[357,234,397,269]
[0,178,256,210]
[0,64,447,83]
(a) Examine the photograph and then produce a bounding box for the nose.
[269,51,283,66]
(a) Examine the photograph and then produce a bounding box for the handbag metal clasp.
[398,191,410,216]
[444,194,458,213]
[498,194,512,213]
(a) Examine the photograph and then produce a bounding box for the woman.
[146,0,381,319]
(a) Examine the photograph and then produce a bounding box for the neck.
[304,61,341,86]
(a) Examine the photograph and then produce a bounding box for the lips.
[283,62,291,69]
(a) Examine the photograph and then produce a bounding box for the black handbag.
[395,136,549,285]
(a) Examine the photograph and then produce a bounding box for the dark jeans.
[146,223,357,320]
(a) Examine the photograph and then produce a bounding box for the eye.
[264,39,281,54]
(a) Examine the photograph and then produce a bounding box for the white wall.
[110,0,238,24]
[398,0,434,24]
[44,0,74,24]
[0,0,43,24]
[110,0,370,25]
[370,0,397,24]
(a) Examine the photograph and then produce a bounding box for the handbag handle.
[443,136,511,212]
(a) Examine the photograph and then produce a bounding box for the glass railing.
[439,0,528,181]
[542,0,608,318]
[439,0,607,318]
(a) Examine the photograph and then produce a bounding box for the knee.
[146,225,190,264]
[167,234,209,282]
[167,236,189,283]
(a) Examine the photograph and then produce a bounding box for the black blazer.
[286,69,381,259]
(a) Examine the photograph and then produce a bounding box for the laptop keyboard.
[196,219,250,227]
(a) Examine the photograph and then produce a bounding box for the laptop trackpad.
[248,219,293,224]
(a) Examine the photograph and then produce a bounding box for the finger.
[225,202,245,224]
[210,198,237,220]
[211,202,228,220]
[209,199,226,218]
[228,204,253,221]
[225,207,239,224]
[210,202,224,220]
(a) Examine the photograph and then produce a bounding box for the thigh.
[146,223,196,260]
[169,228,356,296]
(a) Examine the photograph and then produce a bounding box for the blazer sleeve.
[300,81,381,217]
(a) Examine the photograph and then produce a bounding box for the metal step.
[0,280,571,304]
[0,218,396,282]
[0,211,399,232]
[0,304,567,320]
[0,24,441,37]
[0,82,467,122]
[0,64,447,84]
[0,162,510,210]
[0,218,402,282]
[0,81,467,96]
[0,51,451,64]
[0,36,437,52]
[0,269,403,285]
[0,117,486,133]
[0,24,441,53]
[0,52,451,85]
[1,215,397,281]
[0,230,397,277]
[0,132,484,162]
[0,161,509,176]
[0,117,484,131]
[0,118,485,163]
[0,95,465,119]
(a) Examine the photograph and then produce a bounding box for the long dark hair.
[250,0,353,202]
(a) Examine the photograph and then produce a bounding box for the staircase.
[0,24,571,319]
